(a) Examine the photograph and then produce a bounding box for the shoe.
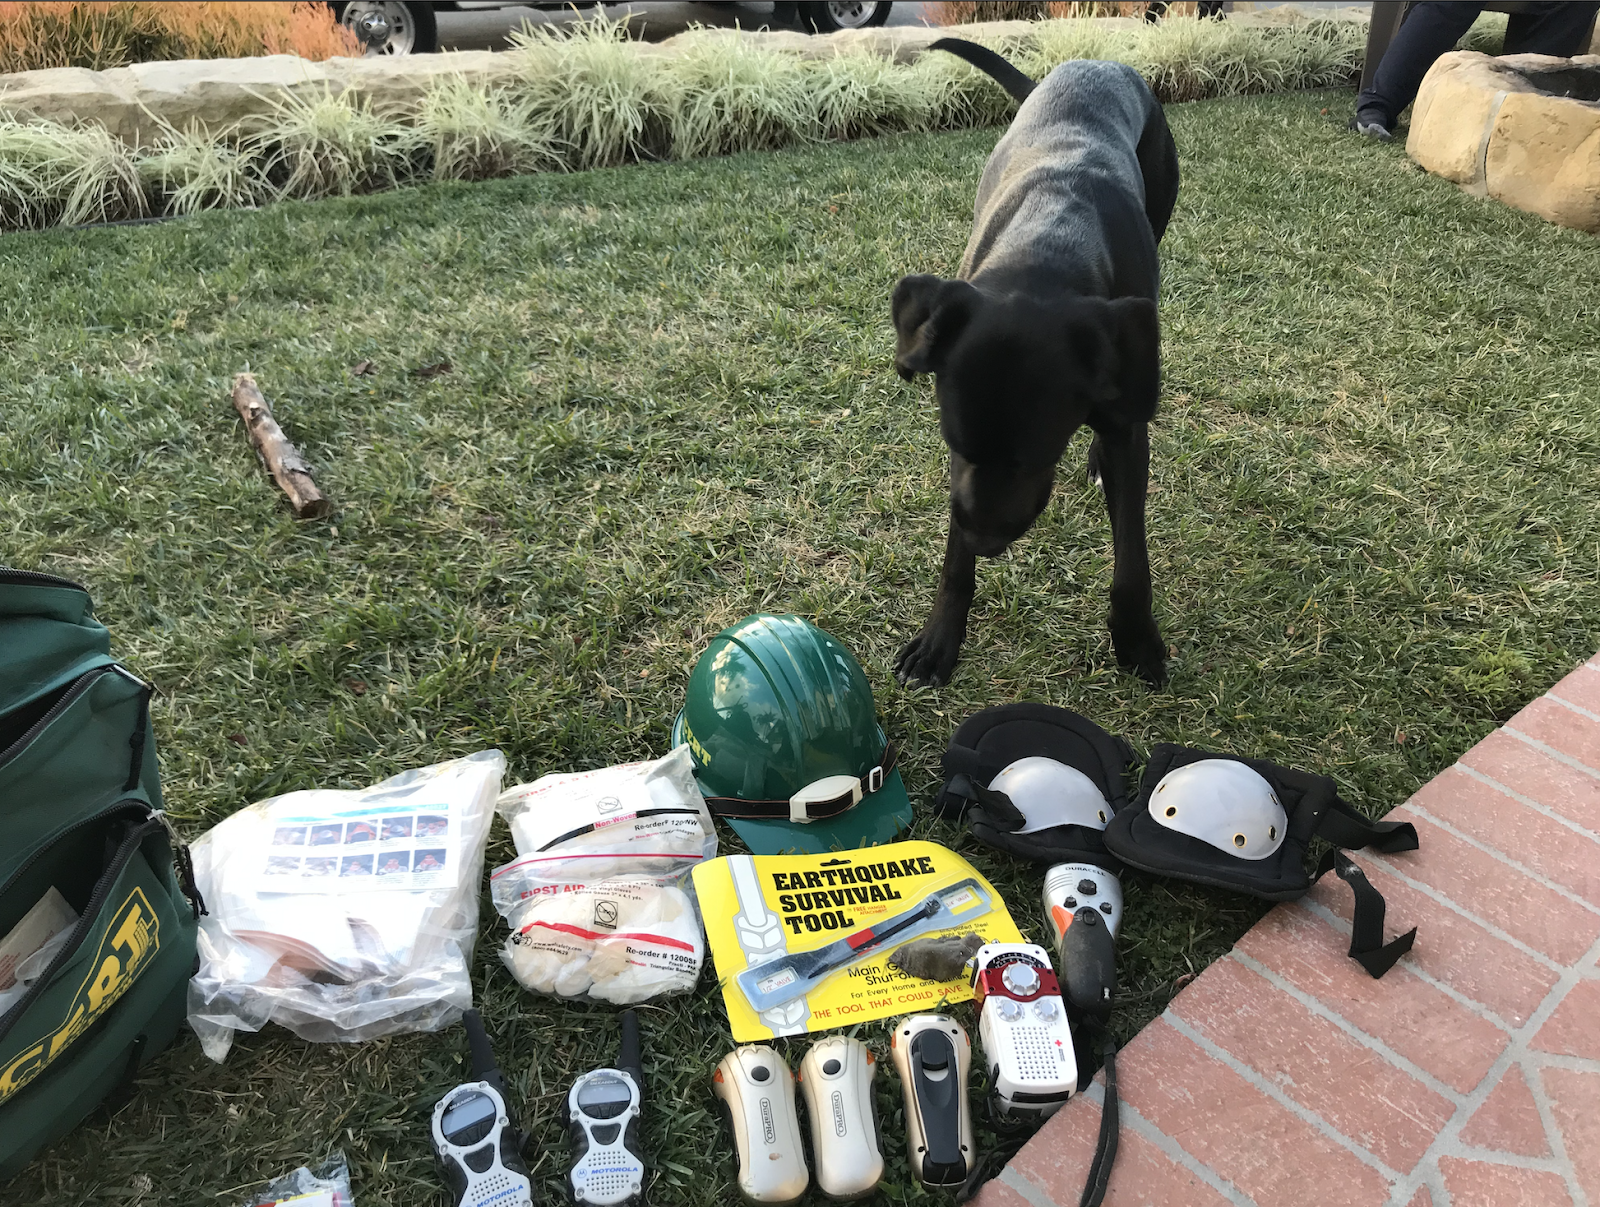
[1349,109,1392,141]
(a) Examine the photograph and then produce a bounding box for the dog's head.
[892,274,1159,557]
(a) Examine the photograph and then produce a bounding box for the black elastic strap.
[1315,850,1415,978]
[1080,1029,1119,1207]
[703,740,897,821]
[159,825,207,920]
[964,779,1027,831]
[1316,797,1419,855]
[125,686,151,791]
[939,742,1007,787]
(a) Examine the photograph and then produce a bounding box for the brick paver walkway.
[982,655,1600,1207]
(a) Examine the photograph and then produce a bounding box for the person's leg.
[1503,1,1600,56]
[1356,1,1484,131]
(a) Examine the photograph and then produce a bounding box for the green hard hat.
[672,613,912,855]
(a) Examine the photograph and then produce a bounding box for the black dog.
[891,40,1179,688]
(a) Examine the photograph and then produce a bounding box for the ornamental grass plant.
[0,1,357,74]
[0,11,1372,230]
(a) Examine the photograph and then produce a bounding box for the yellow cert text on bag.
[692,840,1023,1041]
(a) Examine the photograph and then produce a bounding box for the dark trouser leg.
[1503,1,1600,55]
[1357,1,1484,125]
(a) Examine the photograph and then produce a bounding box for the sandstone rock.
[1486,77,1600,234]
[1408,51,1600,233]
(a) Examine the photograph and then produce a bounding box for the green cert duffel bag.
[0,568,203,1180]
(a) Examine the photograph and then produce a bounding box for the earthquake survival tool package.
[692,840,1022,1041]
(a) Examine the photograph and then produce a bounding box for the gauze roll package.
[490,746,715,1004]
[496,745,717,875]
[187,751,504,1061]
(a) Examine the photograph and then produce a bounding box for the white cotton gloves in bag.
[491,746,715,1004]
[496,876,704,1005]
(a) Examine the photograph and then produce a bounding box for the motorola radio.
[431,1009,536,1207]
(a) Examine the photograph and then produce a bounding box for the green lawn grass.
[4,86,1598,1205]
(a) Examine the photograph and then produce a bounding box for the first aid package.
[187,751,504,1060]
[490,746,715,1005]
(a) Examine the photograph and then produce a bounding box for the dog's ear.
[1068,296,1161,424]
[892,275,980,381]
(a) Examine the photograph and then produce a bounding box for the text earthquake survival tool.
[563,1010,647,1206]
[431,1009,536,1207]
[736,878,993,1012]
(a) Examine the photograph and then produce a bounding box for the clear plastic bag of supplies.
[236,1151,353,1207]
[490,746,714,1003]
[188,751,504,1061]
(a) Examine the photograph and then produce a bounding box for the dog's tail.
[928,37,1036,103]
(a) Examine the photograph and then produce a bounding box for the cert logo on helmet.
[672,614,912,855]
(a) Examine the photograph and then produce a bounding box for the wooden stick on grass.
[230,372,331,519]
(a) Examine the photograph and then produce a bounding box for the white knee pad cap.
[1150,759,1286,860]
[989,757,1111,833]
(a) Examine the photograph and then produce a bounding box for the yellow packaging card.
[691,840,1023,1041]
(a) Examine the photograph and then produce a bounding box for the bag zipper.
[0,664,148,772]
[0,803,159,1043]
[0,567,87,592]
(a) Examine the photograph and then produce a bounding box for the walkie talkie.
[563,1010,647,1206]
[431,1009,536,1207]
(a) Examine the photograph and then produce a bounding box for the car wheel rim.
[341,1,416,55]
[825,0,877,28]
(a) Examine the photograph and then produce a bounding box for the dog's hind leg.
[1089,422,1166,685]
[1136,105,1180,244]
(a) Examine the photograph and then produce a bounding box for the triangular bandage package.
[692,840,1022,1041]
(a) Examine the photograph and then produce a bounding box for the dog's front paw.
[1111,619,1167,687]
[895,627,962,688]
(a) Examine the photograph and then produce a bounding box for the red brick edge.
[979,656,1600,1207]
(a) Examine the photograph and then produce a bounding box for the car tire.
[798,1,892,33]
[330,2,440,55]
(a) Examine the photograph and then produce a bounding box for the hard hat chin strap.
[702,741,898,823]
